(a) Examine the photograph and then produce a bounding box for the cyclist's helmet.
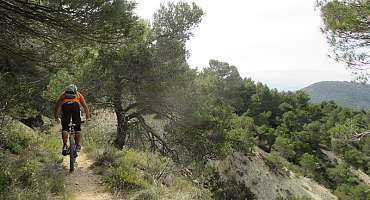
[64,84,78,99]
[67,84,77,93]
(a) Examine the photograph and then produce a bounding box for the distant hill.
[301,81,370,110]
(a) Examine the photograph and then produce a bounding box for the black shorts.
[61,102,81,132]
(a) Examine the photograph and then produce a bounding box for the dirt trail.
[63,151,113,200]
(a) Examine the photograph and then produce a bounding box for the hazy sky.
[135,0,353,91]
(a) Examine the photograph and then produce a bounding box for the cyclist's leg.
[61,103,72,155]
[61,104,72,145]
[62,131,68,144]
[75,131,81,150]
[71,103,81,148]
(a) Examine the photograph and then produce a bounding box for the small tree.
[85,2,204,153]
[225,114,256,154]
[273,136,296,161]
[343,149,366,169]
[327,163,353,186]
[299,153,317,177]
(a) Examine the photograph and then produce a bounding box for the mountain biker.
[54,84,91,156]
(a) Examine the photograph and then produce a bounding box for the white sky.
[134,0,353,91]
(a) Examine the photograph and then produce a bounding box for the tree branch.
[349,130,370,142]
[136,114,178,161]
[123,102,138,113]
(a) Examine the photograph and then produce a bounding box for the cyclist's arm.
[54,94,63,120]
[79,93,90,119]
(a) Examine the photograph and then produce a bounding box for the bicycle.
[66,120,85,172]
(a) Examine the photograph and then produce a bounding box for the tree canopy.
[0,0,139,120]
[319,0,370,72]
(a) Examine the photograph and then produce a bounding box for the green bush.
[0,159,13,195]
[107,165,149,191]
[225,115,256,154]
[299,153,317,177]
[343,149,366,169]
[0,124,34,154]
[91,148,212,199]
[0,121,65,199]
[0,156,65,200]
[334,183,370,200]
[272,136,296,161]
[94,147,121,167]
[327,163,355,186]
[264,153,288,175]
[277,197,312,200]
[157,176,212,200]
[97,149,152,194]
[130,189,159,200]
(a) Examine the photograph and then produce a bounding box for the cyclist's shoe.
[76,145,82,152]
[62,144,68,156]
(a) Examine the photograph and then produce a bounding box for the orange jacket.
[54,91,90,120]
[57,91,85,105]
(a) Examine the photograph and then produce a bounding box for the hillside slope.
[301,81,370,110]
[214,151,337,200]
[85,111,339,199]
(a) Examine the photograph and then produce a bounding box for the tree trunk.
[113,98,128,149]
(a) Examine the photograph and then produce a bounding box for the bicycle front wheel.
[69,136,76,172]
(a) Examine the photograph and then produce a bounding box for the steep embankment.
[321,149,370,187]
[94,111,337,199]
[215,151,337,200]
[301,81,370,110]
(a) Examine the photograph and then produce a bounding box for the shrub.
[0,159,13,196]
[107,165,149,191]
[265,153,288,175]
[327,163,354,186]
[334,183,370,200]
[158,176,212,200]
[299,153,317,177]
[130,189,159,200]
[94,147,120,167]
[225,115,256,154]
[277,197,312,200]
[272,136,296,161]
[343,149,366,169]
[0,124,34,154]
[0,121,65,199]
[93,148,213,199]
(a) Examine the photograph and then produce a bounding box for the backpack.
[64,85,77,99]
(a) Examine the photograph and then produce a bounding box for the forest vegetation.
[1,0,370,199]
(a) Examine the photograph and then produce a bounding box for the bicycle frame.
[68,122,77,172]
[67,120,85,172]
